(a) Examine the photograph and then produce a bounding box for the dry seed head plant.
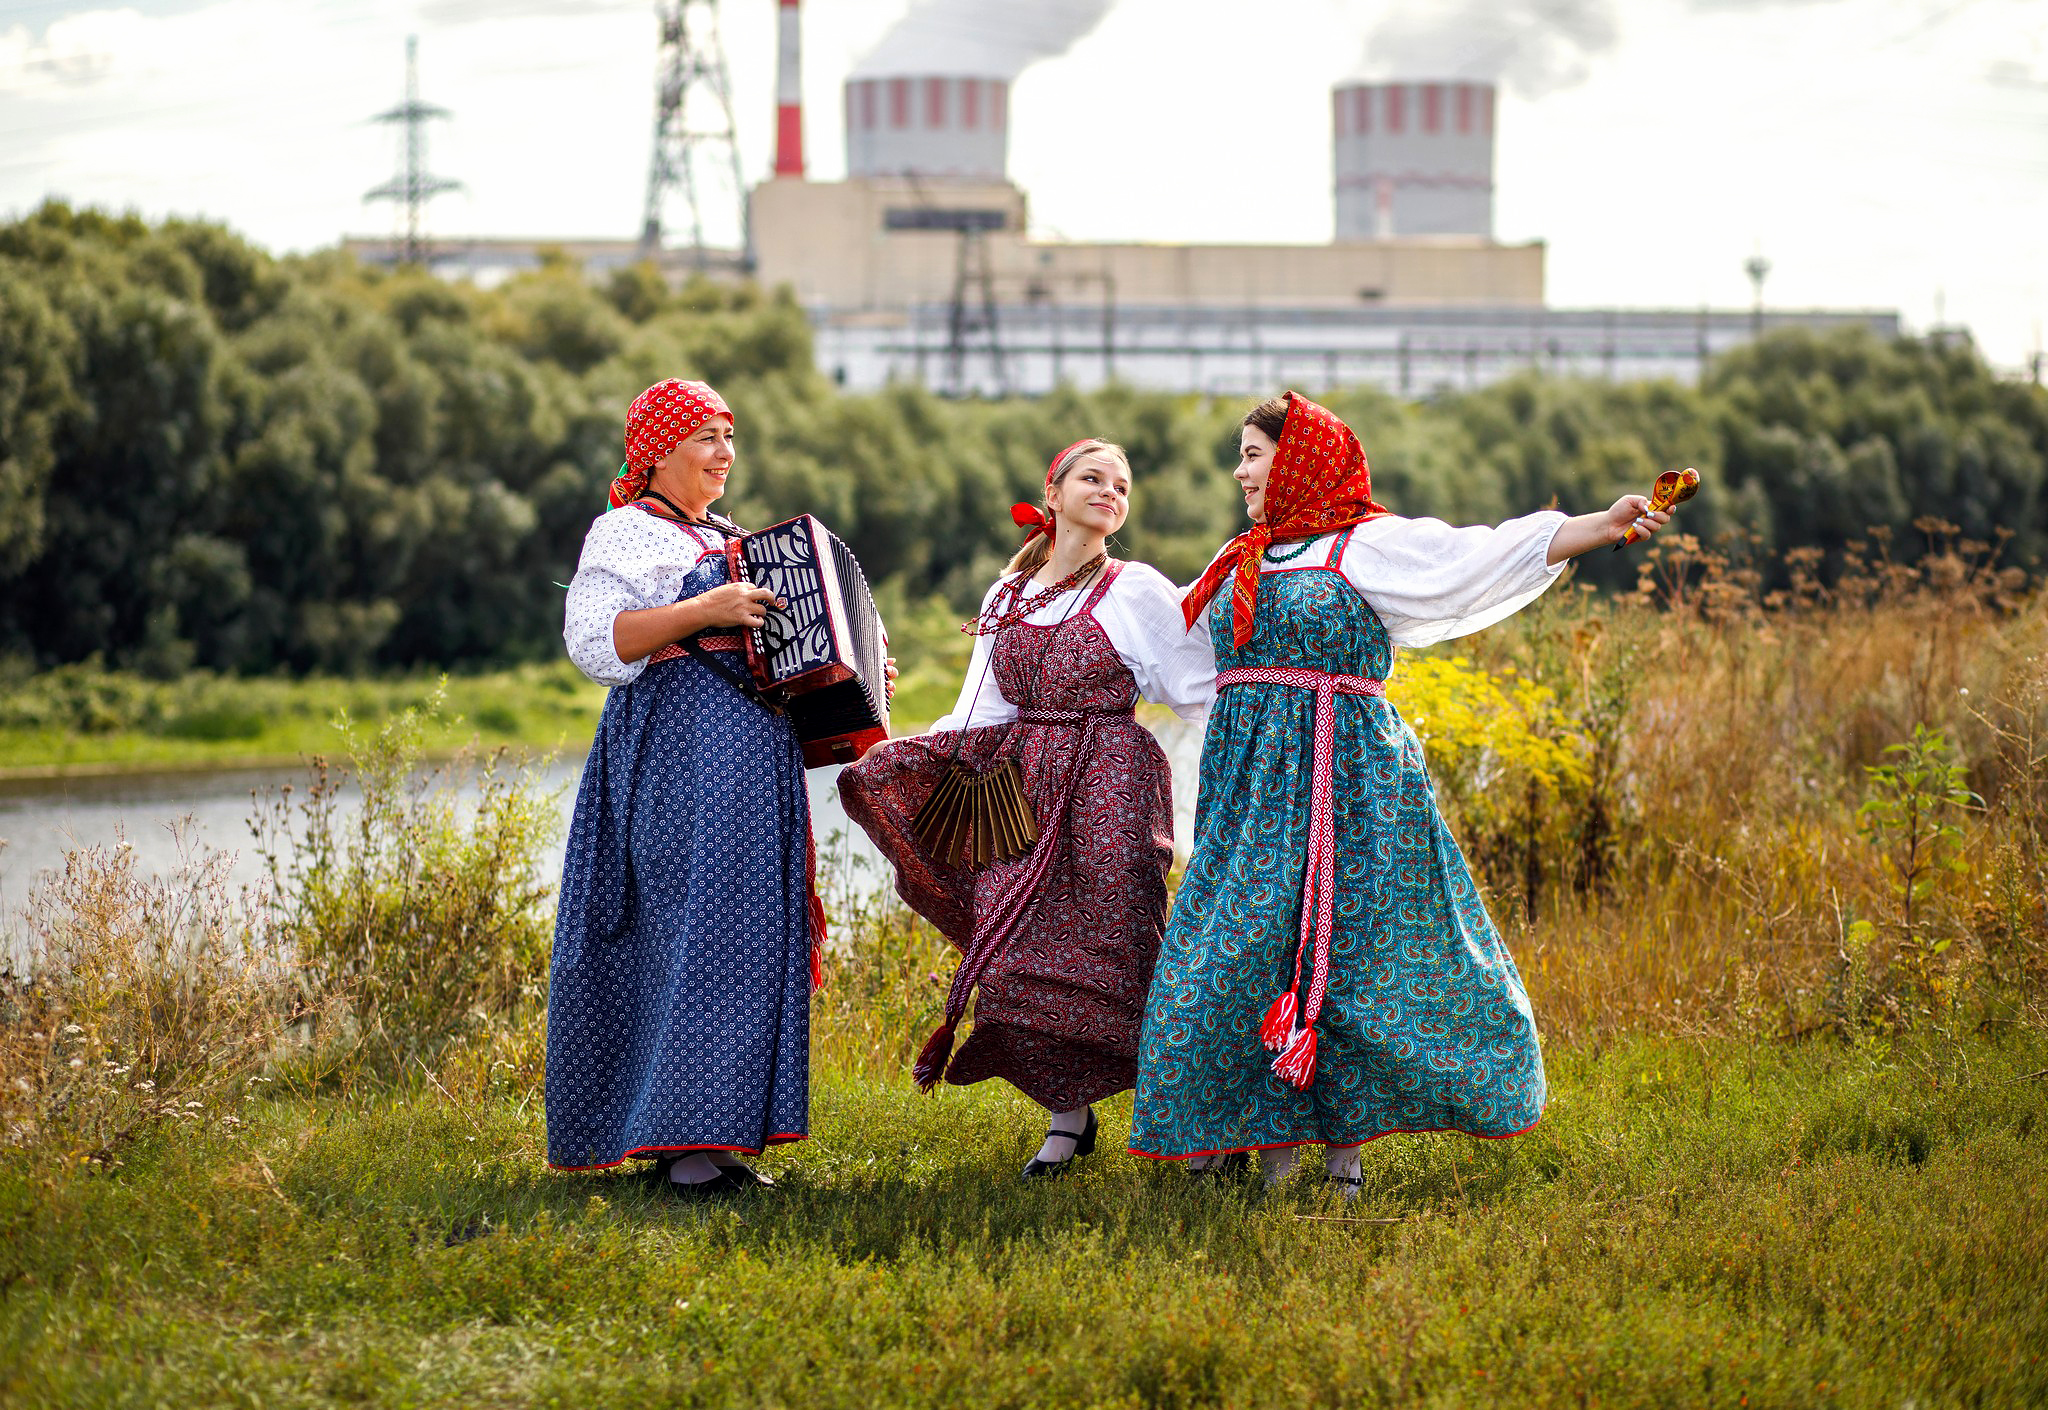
[0,829,319,1166]
[1413,520,2048,1044]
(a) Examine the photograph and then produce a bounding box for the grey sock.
[668,1153,722,1185]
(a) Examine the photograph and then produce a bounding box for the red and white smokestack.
[774,0,804,178]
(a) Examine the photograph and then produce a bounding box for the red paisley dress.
[838,562,1176,1110]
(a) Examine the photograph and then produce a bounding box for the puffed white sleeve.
[1097,563,1216,724]
[927,580,1021,733]
[1342,511,1569,647]
[562,512,706,687]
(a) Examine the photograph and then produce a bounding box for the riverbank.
[3,1030,2043,1408]
[0,664,959,780]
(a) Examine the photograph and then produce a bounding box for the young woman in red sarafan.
[839,438,1213,1179]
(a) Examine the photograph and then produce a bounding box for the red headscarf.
[608,378,734,509]
[1182,392,1389,647]
[1009,438,1100,546]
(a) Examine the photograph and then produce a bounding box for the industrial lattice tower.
[639,0,749,266]
[364,36,462,266]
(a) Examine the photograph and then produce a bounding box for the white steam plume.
[1357,0,1620,99]
[852,0,1113,80]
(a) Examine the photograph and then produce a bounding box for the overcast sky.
[2,0,2043,370]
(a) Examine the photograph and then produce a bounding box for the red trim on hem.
[1127,1111,1544,1163]
[549,1132,809,1173]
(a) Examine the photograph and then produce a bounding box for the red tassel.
[1259,991,1297,1052]
[809,942,824,995]
[1271,1024,1318,1090]
[911,1022,956,1092]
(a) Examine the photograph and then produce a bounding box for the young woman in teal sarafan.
[1127,392,1670,1193]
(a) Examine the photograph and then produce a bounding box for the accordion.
[724,514,891,768]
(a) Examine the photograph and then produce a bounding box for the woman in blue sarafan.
[1128,392,1668,1193]
[547,377,828,1199]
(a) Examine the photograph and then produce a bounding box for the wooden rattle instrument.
[1614,467,1700,550]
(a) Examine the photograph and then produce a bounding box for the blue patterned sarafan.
[546,553,813,1170]
[1129,531,1545,1158]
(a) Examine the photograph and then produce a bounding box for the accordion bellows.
[725,514,890,769]
[910,758,1038,869]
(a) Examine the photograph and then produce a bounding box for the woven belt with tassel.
[1214,665,1386,1091]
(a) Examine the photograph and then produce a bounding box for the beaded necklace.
[962,553,1108,637]
[1263,536,1317,563]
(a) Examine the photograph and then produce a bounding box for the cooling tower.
[844,75,1009,182]
[1333,81,1495,239]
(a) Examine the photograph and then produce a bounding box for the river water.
[0,720,1205,945]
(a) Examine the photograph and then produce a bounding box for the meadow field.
[4,530,2048,1407]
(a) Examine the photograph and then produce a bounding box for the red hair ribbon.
[1007,438,1098,547]
[1182,393,1388,648]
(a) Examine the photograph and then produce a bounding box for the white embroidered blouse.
[562,508,727,688]
[1185,510,1571,656]
[932,561,1217,733]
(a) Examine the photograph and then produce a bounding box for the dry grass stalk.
[0,827,319,1165]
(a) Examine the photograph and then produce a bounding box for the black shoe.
[1321,1171,1365,1200]
[660,1164,755,1200]
[1189,1150,1251,1183]
[1021,1107,1098,1180]
[713,1158,775,1188]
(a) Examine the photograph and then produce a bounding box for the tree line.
[3,201,2045,677]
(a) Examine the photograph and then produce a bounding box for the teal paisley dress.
[1129,529,1546,1157]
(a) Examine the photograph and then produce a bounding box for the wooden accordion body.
[723,514,890,768]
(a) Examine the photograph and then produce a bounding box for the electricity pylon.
[364,35,462,267]
[638,0,749,268]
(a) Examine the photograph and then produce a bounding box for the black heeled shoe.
[660,1164,760,1200]
[1020,1107,1097,1179]
[715,1158,775,1188]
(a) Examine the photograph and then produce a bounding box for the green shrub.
[158,703,266,741]
[472,703,520,735]
[256,684,561,1074]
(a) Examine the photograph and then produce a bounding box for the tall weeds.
[1412,522,2048,1043]
[0,831,314,1164]
[252,686,561,1078]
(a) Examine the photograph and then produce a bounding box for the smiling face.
[1235,424,1277,523]
[648,414,736,516]
[1046,449,1132,538]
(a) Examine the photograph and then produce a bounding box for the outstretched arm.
[1545,495,1670,565]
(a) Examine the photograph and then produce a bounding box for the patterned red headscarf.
[607,378,734,509]
[1009,438,1098,546]
[1182,392,1389,647]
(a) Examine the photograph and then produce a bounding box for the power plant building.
[743,5,1894,396]
[352,1,1898,398]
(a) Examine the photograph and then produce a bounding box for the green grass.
[0,663,609,776]
[0,663,951,777]
[3,1033,2044,1408]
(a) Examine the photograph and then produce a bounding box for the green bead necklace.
[1263,537,1317,564]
